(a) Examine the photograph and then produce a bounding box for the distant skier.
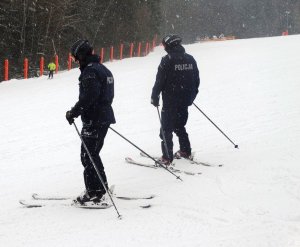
[47,61,56,79]
[66,40,116,205]
[151,34,200,165]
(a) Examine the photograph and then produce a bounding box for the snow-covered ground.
[0,35,300,247]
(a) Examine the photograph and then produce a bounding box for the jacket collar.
[165,44,185,54]
[79,55,100,70]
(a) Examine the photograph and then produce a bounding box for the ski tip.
[109,185,115,195]
[19,200,27,206]
[125,157,133,162]
[116,194,156,200]
[19,200,43,208]
[148,195,156,199]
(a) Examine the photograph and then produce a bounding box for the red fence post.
[129,43,134,57]
[4,59,9,81]
[120,44,124,60]
[110,46,114,61]
[24,58,28,79]
[68,53,72,70]
[40,57,44,76]
[137,42,141,57]
[145,42,149,56]
[100,48,104,63]
[55,55,59,73]
[282,30,289,36]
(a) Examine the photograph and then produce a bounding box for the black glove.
[151,97,159,107]
[66,110,75,125]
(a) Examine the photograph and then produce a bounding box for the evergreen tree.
[0,0,162,80]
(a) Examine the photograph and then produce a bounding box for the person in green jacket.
[48,62,56,79]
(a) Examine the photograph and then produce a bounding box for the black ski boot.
[174,150,192,159]
[75,190,106,205]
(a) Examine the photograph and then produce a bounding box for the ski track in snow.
[0,35,300,247]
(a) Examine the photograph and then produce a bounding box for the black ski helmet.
[70,39,93,61]
[162,34,182,48]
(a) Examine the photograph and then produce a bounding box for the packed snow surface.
[1,35,300,247]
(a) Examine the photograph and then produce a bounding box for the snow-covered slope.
[0,35,300,247]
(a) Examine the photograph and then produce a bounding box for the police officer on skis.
[66,39,115,205]
[151,34,200,165]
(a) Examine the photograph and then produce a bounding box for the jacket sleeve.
[151,57,168,105]
[190,58,200,104]
[71,68,100,117]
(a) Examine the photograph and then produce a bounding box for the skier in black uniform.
[151,34,200,165]
[66,39,116,205]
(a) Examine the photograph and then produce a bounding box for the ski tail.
[140,151,223,167]
[126,156,201,176]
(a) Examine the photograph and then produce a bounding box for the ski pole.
[109,126,182,181]
[193,103,239,149]
[156,107,172,161]
[73,122,122,219]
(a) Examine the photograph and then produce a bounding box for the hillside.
[0,35,300,247]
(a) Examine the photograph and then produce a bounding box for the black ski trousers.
[80,123,109,197]
[48,70,54,79]
[160,106,191,161]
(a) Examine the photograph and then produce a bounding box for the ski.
[140,152,223,167]
[125,157,201,176]
[20,199,150,209]
[32,193,155,201]
[32,193,68,200]
[21,185,154,209]
[19,200,43,208]
[125,157,158,169]
[68,200,112,209]
[115,195,154,200]
[19,199,112,209]
[188,158,223,167]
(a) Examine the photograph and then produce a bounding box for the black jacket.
[71,55,116,126]
[151,45,200,108]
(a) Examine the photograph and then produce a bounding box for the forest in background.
[161,0,300,43]
[0,0,160,80]
[1,0,299,81]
